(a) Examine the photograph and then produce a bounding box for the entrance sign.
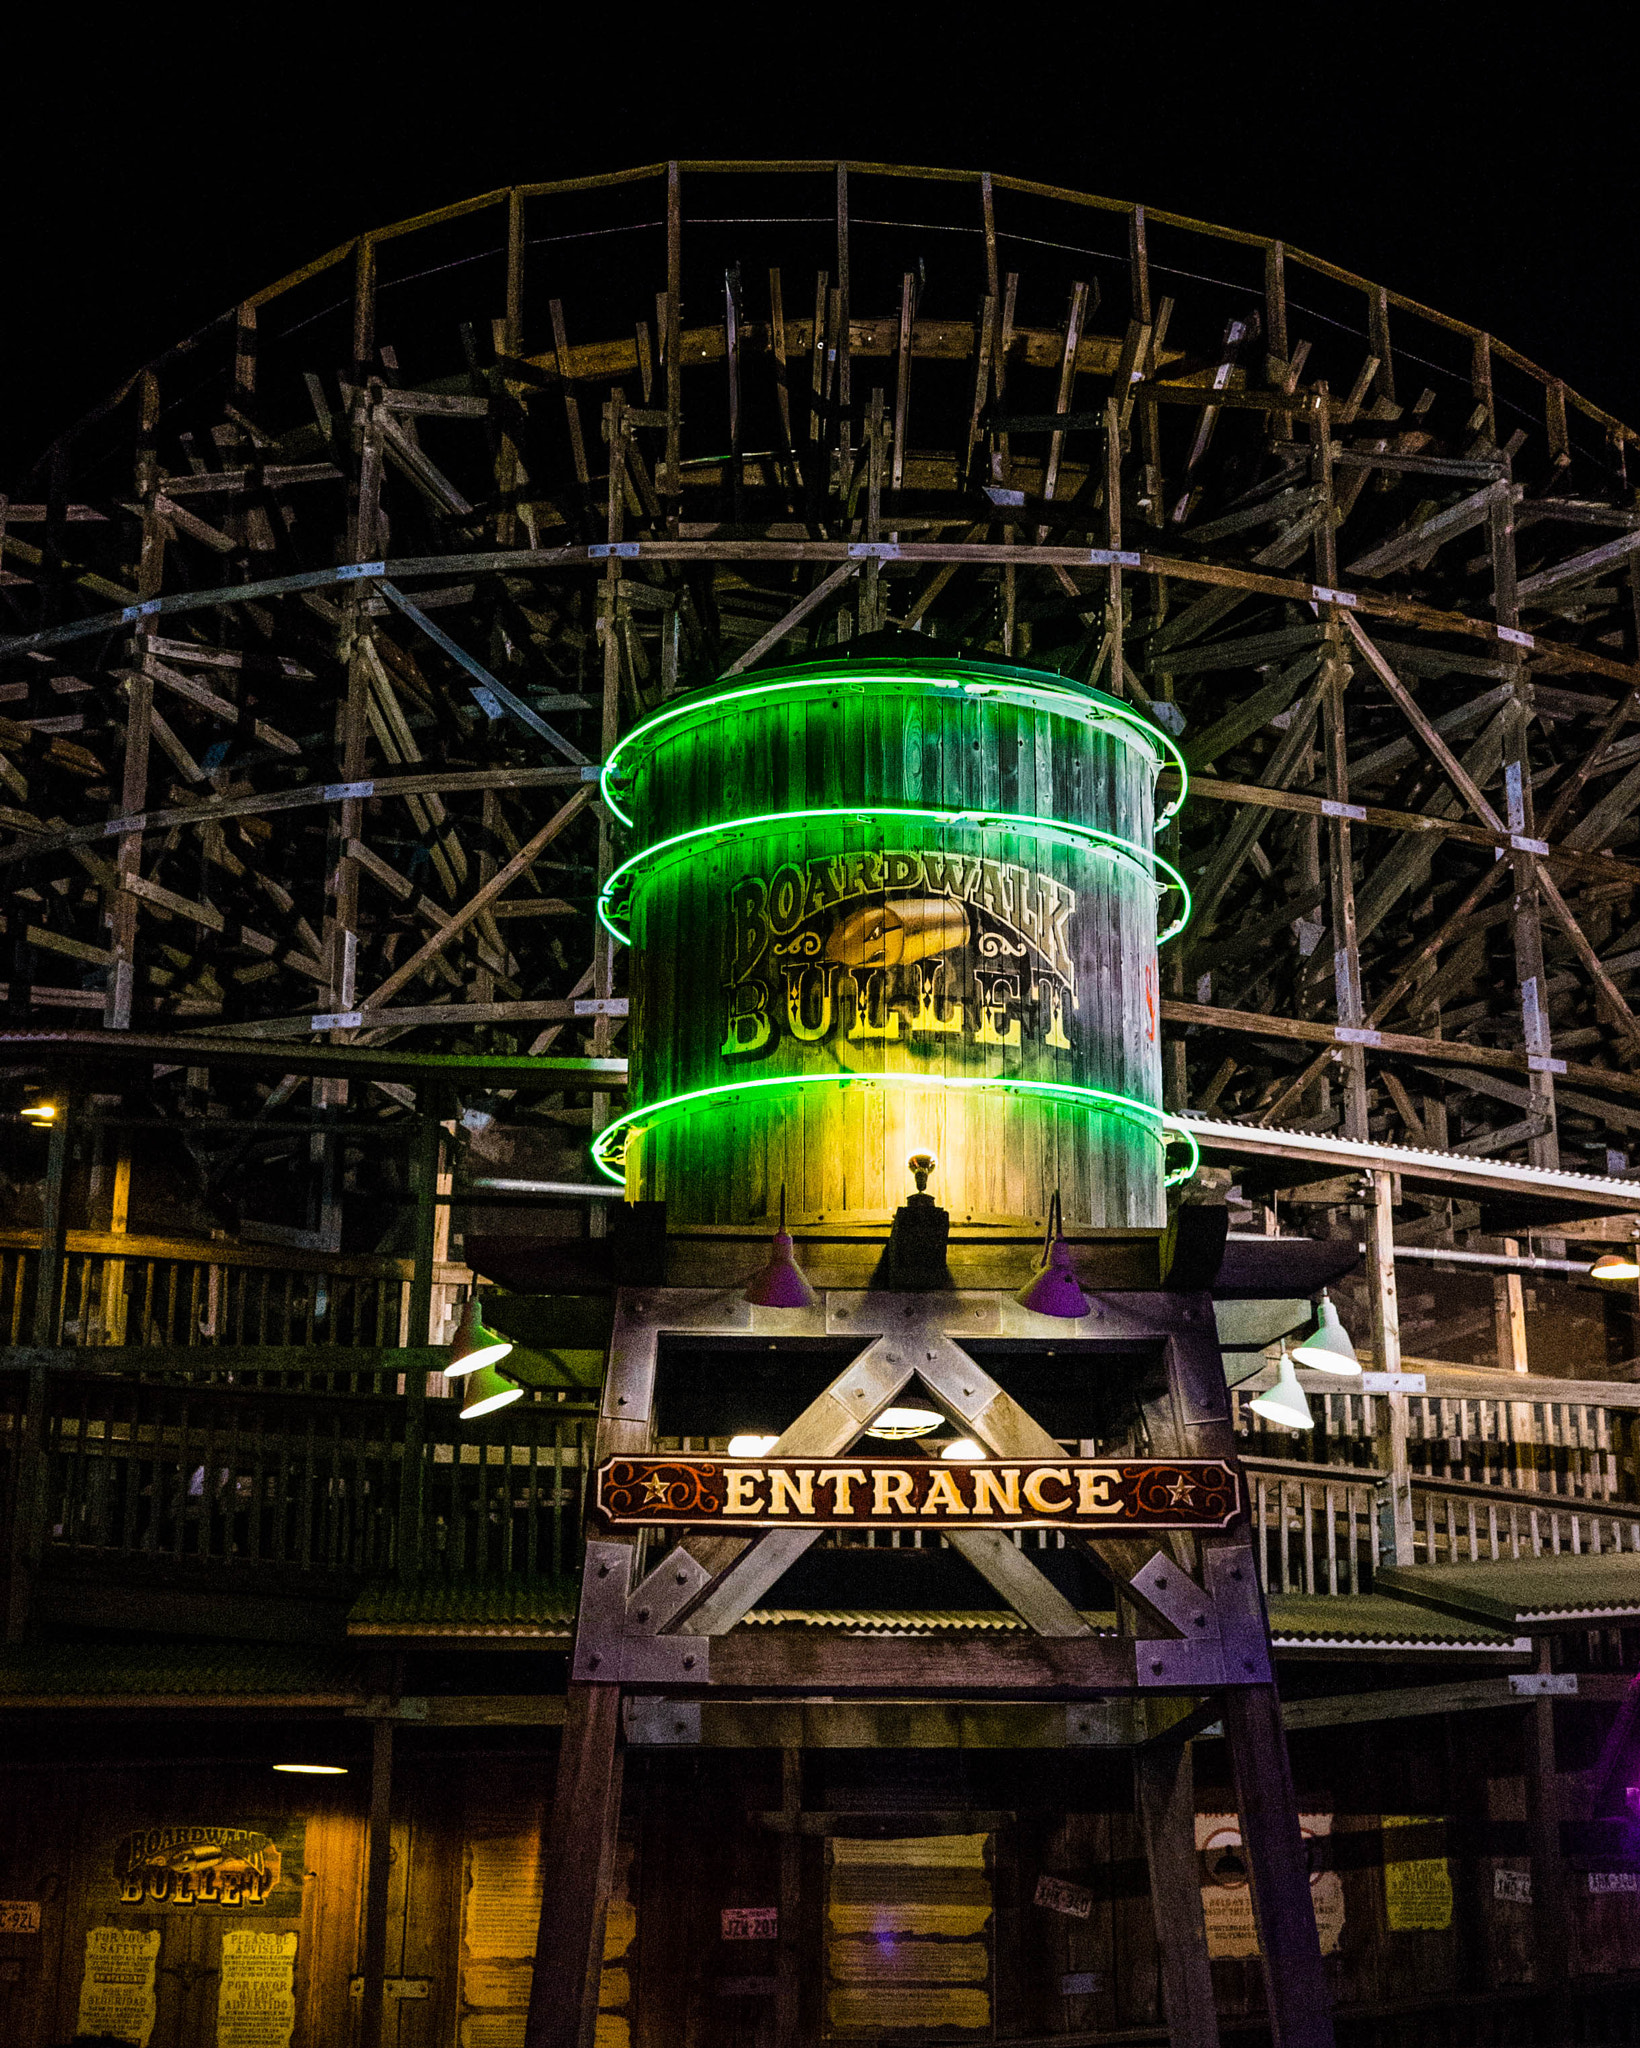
[594,1456,1239,1531]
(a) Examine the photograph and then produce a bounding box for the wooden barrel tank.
[593,656,1189,1229]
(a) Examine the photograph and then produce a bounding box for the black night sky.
[3,14,1633,483]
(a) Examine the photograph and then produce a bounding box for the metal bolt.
[675,1570,688,1583]
[1230,1566,1243,1581]
[1151,1659,1165,1674]
[637,1607,650,1622]
[682,1654,696,1669]
[588,1652,602,1667]
[1155,1575,1169,1590]
[618,1395,628,1405]
[1243,1657,1256,1672]
[598,1563,610,1577]
[1192,1614,1206,1629]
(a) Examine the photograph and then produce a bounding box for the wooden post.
[1489,481,1560,1172]
[1367,1169,1413,1566]
[1136,1734,1221,2048]
[524,1681,626,2048]
[1222,1685,1336,2048]
[1496,1245,1531,1374]
[106,371,162,1031]
[398,1096,441,1573]
[32,1092,72,1349]
[358,1716,395,2048]
[1522,1641,1572,2042]
[5,1093,70,1643]
[102,1143,131,1345]
[775,1746,803,2042]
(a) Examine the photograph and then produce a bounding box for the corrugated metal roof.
[348,1574,579,1636]
[740,1608,1119,1636]
[739,1598,1521,1649]
[1265,1594,1522,1649]
[0,1644,360,1700]
[1376,1553,1640,1627]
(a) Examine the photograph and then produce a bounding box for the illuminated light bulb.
[726,1435,780,1458]
[1247,1347,1314,1432]
[444,1298,514,1379]
[940,1438,984,1461]
[1291,1292,1361,1375]
[273,1763,348,1775]
[19,1101,57,1124]
[459,1363,524,1420]
[1591,1250,1640,1283]
[866,1407,944,1441]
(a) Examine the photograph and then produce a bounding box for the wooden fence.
[1245,1454,1640,1596]
[0,1361,593,1586]
[1239,1382,1637,1503]
[0,1232,473,1353]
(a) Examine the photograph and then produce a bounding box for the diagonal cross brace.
[628,1309,1168,1642]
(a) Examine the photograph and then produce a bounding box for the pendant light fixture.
[743,1186,817,1309]
[1247,1345,1314,1431]
[1291,1291,1361,1375]
[1591,1248,1640,1283]
[444,1298,515,1379]
[459,1362,525,1420]
[1014,1192,1090,1320]
[865,1406,944,1441]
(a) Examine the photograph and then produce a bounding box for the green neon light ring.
[600,666,1189,830]
[591,1071,1200,1190]
[597,804,1193,949]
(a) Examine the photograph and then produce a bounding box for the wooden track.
[4,161,1640,1290]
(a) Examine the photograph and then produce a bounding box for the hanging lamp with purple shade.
[1014,1191,1091,1320]
[743,1185,818,1309]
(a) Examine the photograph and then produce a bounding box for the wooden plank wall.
[0,1723,1636,2045]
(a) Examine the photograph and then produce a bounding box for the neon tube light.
[591,1071,1200,1190]
[597,805,1193,948]
[600,665,1189,829]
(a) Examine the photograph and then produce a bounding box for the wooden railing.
[1244,1455,1640,1597]
[1,1358,593,1590]
[1238,1380,1639,1506]
[1408,1471,1640,1568]
[0,1231,474,1353]
[1245,1457,1381,1598]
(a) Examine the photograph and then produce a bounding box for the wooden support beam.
[1222,1685,1337,2047]
[524,1682,625,2048]
[723,560,859,676]
[357,786,592,1009]
[357,1717,395,2048]
[1136,1735,1221,2048]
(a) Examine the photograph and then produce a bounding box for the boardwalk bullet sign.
[594,1457,1239,1531]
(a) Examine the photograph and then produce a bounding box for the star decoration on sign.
[1165,1474,1198,1507]
[641,1471,674,1504]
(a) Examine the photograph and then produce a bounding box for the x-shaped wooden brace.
[574,1286,1264,1687]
